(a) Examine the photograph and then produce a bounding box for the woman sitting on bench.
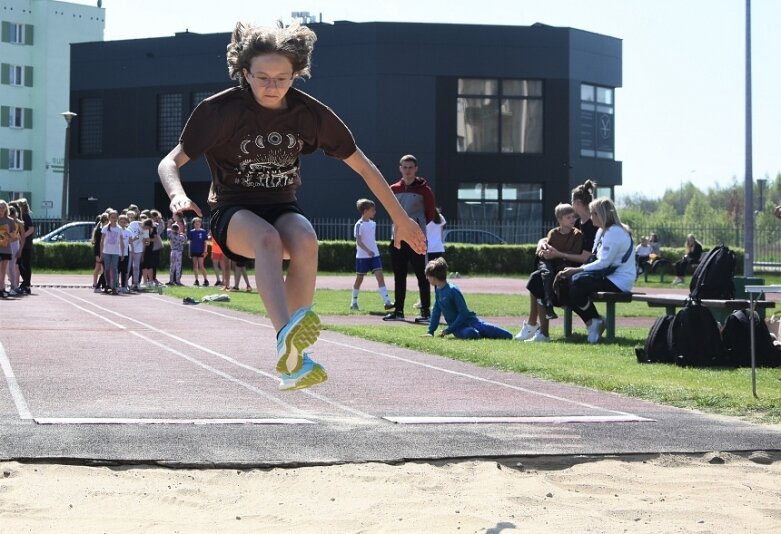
[554,198,636,344]
[671,233,702,285]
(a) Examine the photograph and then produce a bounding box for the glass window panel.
[79,97,103,155]
[457,78,498,96]
[503,183,543,201]
[501,99,543,153]
[502,79,542,97]
[484,183,499,200]
[596,86,613,105]
[581,84,595,102]
[458,183,484,200]
[157,93,183,152]
[456,97,499,152]
[10,107,23,128]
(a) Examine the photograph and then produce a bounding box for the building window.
[10,107,23,128]
[10,23,24,44]
[580,83,614,159]
[158,93,183,151]
[457,79,543,153]
[79,98,103,154]
[9,65,23,86]
[457,182,542,224]
[8,149,23,170]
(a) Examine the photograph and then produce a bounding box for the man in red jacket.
[383,154,438,323]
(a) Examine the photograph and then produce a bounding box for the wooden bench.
[562,291,636,341]
[633,293,775,319]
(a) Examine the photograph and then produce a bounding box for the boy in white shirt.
[351,199,394,311]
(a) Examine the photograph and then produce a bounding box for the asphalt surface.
[0,275,779,467]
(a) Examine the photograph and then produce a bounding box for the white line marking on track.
[0,341,33,420]
[148,294,648,420]
[48,289,375,420]
[35,417,313,425]
[384,415,654,424]
[43,289,308,415]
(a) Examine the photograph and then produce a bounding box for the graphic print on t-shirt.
[235,131,304,190]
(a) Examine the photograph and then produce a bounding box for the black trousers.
[18,246,32,288]
[389,241,430,314]
[675,257,696,276]
[566,272,621,324]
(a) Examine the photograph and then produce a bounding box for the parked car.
[34,221,96,244]
[442,229,507,245]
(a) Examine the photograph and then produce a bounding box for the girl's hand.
[393,217,427,254]
[169,194,202,217]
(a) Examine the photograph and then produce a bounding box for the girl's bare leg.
[275,213,318,315]
[225,210,289,331]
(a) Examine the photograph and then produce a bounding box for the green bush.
[32,240,745,275]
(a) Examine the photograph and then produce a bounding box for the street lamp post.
[60,111,77,223]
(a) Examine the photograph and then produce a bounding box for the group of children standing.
[92,206,256,294]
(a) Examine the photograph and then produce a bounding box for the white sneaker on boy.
[514,321,539,341]
[524,331,550,343]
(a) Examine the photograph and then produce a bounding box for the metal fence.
[33,217,781,266]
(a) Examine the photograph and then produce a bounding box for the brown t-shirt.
[546,226,583,261]
[180,86,357,208]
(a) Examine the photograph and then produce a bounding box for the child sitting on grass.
[425,257,512,340]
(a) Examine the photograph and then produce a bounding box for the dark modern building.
[68,21,621,237]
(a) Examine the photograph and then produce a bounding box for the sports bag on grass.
[667,299,726,367]
[721,308,781,367]
[689,245,736,300]
[635,314,675,364]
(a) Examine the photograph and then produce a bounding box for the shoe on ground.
[545,305,558,320]
[246,285,252,292]
[193,280,200,286]
[215,278,222,286]
[587,318,605,344]
[203,280,209,287]
[514,321,539,341]
[350,303,359,311]
[278,353,328,391]
[383,310,405,321]
[93,286,102,293]
[524,331,550,343]
[384,301,395,310]
[276,307,321,374]
[414,312,430,324]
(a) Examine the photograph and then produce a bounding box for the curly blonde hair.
[227,21,317,88]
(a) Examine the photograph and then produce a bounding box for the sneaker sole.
[276,310,321,374]
[279,364,328,391]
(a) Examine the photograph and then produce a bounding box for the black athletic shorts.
[209,202,306,263]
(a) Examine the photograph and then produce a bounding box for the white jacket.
[582,225,636,292]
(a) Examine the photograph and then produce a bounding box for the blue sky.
[76,0,780,200]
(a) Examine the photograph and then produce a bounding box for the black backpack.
[721,308,781,367]
[636,315,675,363]
[689,245,736,300]
[667,299,727,367]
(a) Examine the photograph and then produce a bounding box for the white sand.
[2,452,780,532]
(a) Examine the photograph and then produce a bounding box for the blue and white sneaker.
[276,306,321,374]
[279,353,328,391]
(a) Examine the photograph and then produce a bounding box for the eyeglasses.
[247,73,294,88]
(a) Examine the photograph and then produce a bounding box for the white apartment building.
[0,0,103,218]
